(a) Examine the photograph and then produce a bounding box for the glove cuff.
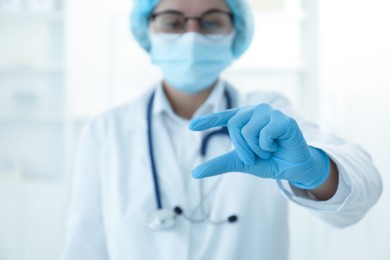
[289,147,330,190]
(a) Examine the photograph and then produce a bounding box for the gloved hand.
[189,104,330,190]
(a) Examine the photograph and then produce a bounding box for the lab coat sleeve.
[61,120,108,260]
[277,97,382,228]
[277,132,382,228]
[245,91,382,228]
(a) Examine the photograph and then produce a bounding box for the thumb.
[192,150,247,178]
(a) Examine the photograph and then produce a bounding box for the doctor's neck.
[162,81,216,120]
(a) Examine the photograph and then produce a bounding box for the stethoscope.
[147,85,238,230]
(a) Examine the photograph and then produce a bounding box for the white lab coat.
[61,81,382,260]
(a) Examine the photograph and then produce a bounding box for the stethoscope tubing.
[147,91,163,209]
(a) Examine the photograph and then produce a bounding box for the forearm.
[307,159,339,201]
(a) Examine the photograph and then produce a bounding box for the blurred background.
[0,0,389,259]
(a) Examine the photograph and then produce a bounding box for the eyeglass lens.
[152,11,233,36]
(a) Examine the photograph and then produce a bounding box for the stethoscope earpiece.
[173,206,183,215]
[173,206,238,226]
[227,215,238,223]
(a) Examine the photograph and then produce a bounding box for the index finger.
[189,108,239,131]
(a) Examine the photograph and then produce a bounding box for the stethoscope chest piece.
[148,209,177,230]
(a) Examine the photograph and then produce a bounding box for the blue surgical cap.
[130,0,254,59]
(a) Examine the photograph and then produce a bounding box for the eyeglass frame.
[149,9,234,38]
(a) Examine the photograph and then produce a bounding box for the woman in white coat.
[61,0,382,259]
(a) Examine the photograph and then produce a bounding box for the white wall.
[1,0,389,259]
[289,1,390,259]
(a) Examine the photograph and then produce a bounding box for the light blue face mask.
[149,32,235,94]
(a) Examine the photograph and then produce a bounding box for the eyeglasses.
[150,10,234,40]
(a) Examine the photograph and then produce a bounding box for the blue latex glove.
[189,104,330,190]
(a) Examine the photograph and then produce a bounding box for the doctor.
[61,0,382,259]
